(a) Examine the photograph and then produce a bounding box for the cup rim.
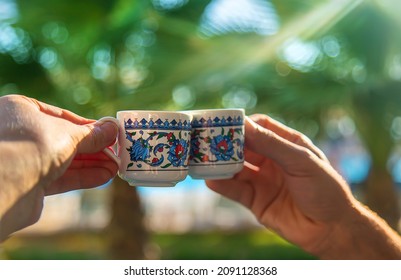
[117,110,191,119]
[183,108,245,116]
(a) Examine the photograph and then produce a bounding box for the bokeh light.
[321,35,341,58]
[280,37,321,72]
[72,86,92,105]
[37,47,58,69]
[90,44,112,81]
[199,0,280,37]
[152,0,188,11]
[222,86,257,109]
[0,0,18,23]
[389,55,401,80]
[42,22,69,44]
[172,85,196,109]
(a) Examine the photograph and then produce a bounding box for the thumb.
[74,117,119,154]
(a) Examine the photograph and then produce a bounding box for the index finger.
[245,117,317,171]
[249,114,328,162]
[23,96,94,125]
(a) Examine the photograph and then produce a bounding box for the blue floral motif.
[210,135,234,161]
[168,139,189,167]
[129,138,150,162]
[189,135,200,160]
[235,138,244,160]
[125,128,191,169]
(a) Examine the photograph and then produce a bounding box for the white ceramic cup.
[187,109,245,179]
[116,110,192,187]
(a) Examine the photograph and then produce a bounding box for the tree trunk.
[107,177,148,259]
[365,166,400,231]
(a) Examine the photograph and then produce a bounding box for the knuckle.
[293,132,311,145]
[2,94,23,102]
[298,146,317,161]
[252,114,270,127]
[0,94,23,107]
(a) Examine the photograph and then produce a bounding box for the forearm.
[316,201,401,259]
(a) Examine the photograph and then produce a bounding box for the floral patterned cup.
[116,110,192,187]
[187,109,245,179]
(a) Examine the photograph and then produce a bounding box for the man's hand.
[0,95,119,241]
[206,114,401,259]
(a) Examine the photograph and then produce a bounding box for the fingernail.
[96,118,119,145]
[97,116,119,127]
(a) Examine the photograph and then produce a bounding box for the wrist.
[312,201,401,259]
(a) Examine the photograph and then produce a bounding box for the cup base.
[118,170,187,188]
[188,163,243,180]
[127,180,177,187]
[190,174,235,180]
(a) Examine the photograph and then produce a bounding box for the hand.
[0,95,119,241]
[206,114,401,258]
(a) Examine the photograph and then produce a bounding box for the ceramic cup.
[116,110,192,187]
[187,109,245,179]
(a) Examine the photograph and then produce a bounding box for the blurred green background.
[1,0,401,259]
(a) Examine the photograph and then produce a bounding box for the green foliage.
[1,1,397,110]
[2,230,315,260]
[153,231,315,260]
[1,0,401,164]
[2,0,401,250]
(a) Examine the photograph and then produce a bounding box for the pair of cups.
[104,109,245,187]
